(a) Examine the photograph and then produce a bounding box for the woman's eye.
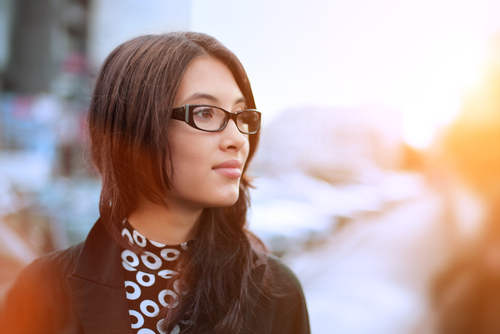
[193,107,214,119]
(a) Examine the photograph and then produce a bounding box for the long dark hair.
[87,32,265,333]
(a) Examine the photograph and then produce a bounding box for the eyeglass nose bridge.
[222,111,242,132]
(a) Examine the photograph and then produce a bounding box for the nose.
[220,119,247,151]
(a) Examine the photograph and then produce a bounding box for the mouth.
[212,159,242,179]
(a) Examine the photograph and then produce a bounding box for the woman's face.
[166,56,250,210]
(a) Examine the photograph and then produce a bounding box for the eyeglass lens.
[192,106,259,133]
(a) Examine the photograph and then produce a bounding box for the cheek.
[242,137,251,163]
[167,127,216,177]
[170,141,206,171]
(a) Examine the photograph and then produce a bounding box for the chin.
[207,192,240,208]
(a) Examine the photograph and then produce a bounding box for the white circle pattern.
[170,325,180,334]
[138,329,156,334]
[150,240,166,248]
[133,230,147,247]
[158,289,178,308]
[173,280,187,295]
[129,310,144,329]
[121,228,133,244]
[140,299,160,317]
[158,269,177,279]
[125,281,141,300]
[122,250,139,267]
[121,220,186,333]
[137,271,155,287]
[141,251,162,270]
[122,261,137,272]
[173,280,180,294]
[161,248,180,261]
[157,319,167,334]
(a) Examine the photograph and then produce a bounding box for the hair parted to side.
[87,32,267,334]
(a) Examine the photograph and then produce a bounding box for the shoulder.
[33,241,84,271]
[17,242,84,287]
[265,254,300,280]
[15,242,85,304]
[265,254,305,294]
[252,254,311,334]
[0,243,84,334]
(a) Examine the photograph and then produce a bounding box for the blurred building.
[1,0,89,94]
[0,0,191,91]
[0,0,191,167]
[252,105,404,184]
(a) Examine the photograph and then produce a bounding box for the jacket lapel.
[68,220,134,334]
[66,220,270,334]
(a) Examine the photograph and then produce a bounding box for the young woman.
[0,32,310,334]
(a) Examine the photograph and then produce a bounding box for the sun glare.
[400,42,487,149]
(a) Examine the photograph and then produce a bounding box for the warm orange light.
[400,43,487,149]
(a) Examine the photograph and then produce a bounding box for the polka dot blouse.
[121,220,188,334]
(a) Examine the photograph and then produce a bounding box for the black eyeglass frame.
[171,104,262,134]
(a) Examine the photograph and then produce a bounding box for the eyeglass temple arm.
[183,105,190,123]
[171,105,190,123]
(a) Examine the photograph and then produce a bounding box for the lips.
[212,159,242,179]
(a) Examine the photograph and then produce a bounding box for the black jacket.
[0,219,310,334]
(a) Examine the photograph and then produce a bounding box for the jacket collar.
[68,219,134,334]
[66,219,268,333]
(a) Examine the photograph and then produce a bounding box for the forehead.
[174,56,244,106]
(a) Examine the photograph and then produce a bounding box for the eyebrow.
[182,93,247,106]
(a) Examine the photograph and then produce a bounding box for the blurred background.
[1,0,499,333]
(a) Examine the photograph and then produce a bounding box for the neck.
[127,198,202,245]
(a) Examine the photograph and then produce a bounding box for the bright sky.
[192,0,500,148]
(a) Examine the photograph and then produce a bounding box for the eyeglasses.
[171,105,261,134]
